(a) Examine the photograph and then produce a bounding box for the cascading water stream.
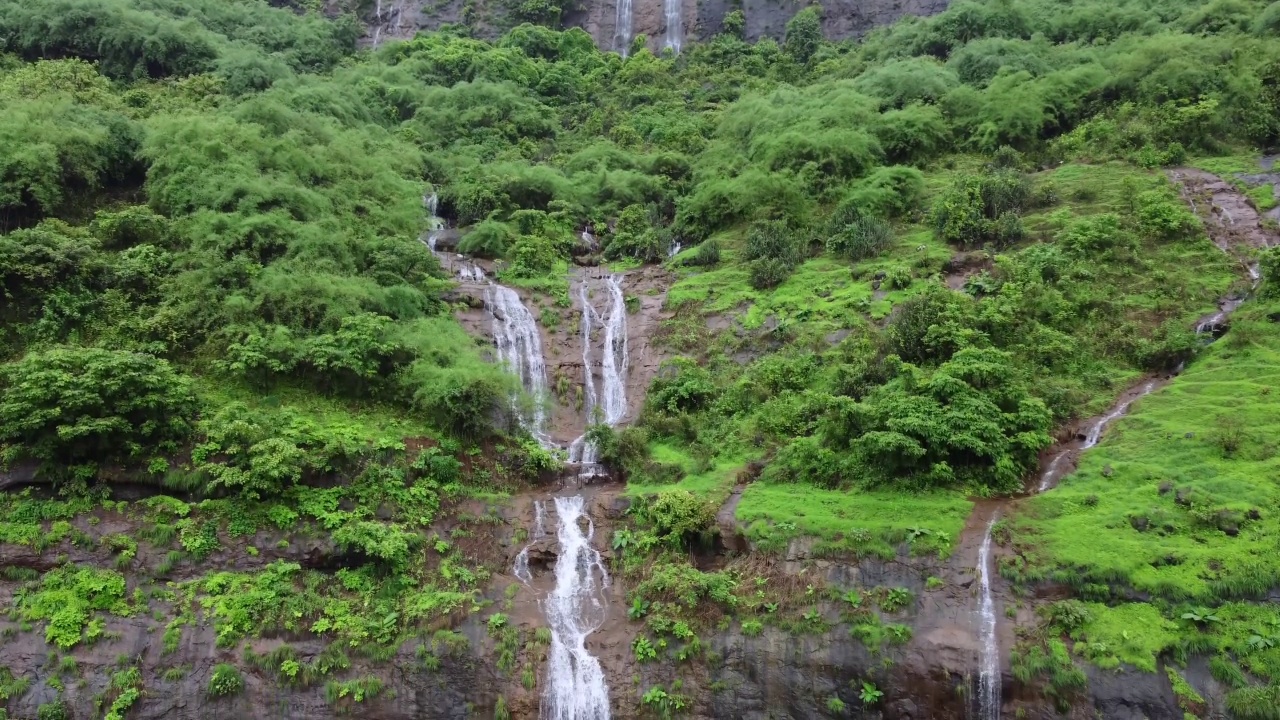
[568,276,630,474]
[487,284,552,444]
[662,0,683,54]
[976,514,1001,720]
[613,0,634,56]
[1082,379,1158,449]
[423,193,544,442]
[541,496,612,720]
[514,500,546,584]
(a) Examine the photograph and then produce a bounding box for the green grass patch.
[1016,300,1280,601]
[736,483,970,558]
[1189,154,1264,178]
[1247,184,1278,212]
[1013,300,1280,680]
[1071,603,1181,672]
[626,444,748,507]
[194,379,438,448]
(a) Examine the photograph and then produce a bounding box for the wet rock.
[1102,464,1114,477]
[1158,481,1173,495]
[1184,432,1195,439]
[430,228,463,252]
[0,461,40,491]
[605,495,632,519]
[871,279,882,290]
[1129,515,1150,532]
[1085,663,1181,720]
[887,698,920,718]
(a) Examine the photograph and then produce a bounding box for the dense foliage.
[1,0,1279,714]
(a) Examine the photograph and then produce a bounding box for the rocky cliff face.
[0,483,1189,720]
[357,0,952,53]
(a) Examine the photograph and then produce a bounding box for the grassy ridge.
[1010,297,1280,683]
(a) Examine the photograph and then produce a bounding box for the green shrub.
[207,663,244,697]
[0,347,197,464]
[690,238,721,266]
[827,217,893,261]
[37,700,70,720]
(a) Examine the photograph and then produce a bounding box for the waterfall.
[543,496,612,720]
[568,276,629,472]
[486,284,551,444]
[663,0,683,54]
[514,500,547,584]
[977,514,1001,720]
[614,0,633,56]
[667,241,682,259]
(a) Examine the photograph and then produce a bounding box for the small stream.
[971,167,1273,719]
[613,0,633,56]
[568,275,631,476]
[976,513,1001,720]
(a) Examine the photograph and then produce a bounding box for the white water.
[542,496,612,720]
[1035,452,1068,493]
[568,276,630,473]
[1082,378,1159,449]
[513,500,547,584]
[613,0,633,56]
[977,514,1001,720]
[662,0,683,54]
[667,241,682,259]
[423,193,549,442]
[486,284,551,443]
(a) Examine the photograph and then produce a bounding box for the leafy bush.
[689,238,721,267]
[605,205,664,262]
[207,663,244,697]
[744,220,805,289]
[17,564,129,649]
[0,347,197,464]
[929,170,1031,248]
[632,490,716,545]
[784,7,822,64]
[648,359,719,414]
[817,347,1053,491]
[827,217,893,261]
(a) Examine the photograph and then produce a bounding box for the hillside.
[2,1,1280,719]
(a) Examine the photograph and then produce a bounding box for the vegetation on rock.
[0,0,1279,716]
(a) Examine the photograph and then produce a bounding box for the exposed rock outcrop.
[352,0,953,53]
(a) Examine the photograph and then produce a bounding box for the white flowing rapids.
[567,276,630,473]
[423,193,548,442]
[486,284,551,443]
[513,500,547,584]
[977,514,1000,720]
[613,0,633,56]
[542,496,611,720]
[662,0,683,54]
